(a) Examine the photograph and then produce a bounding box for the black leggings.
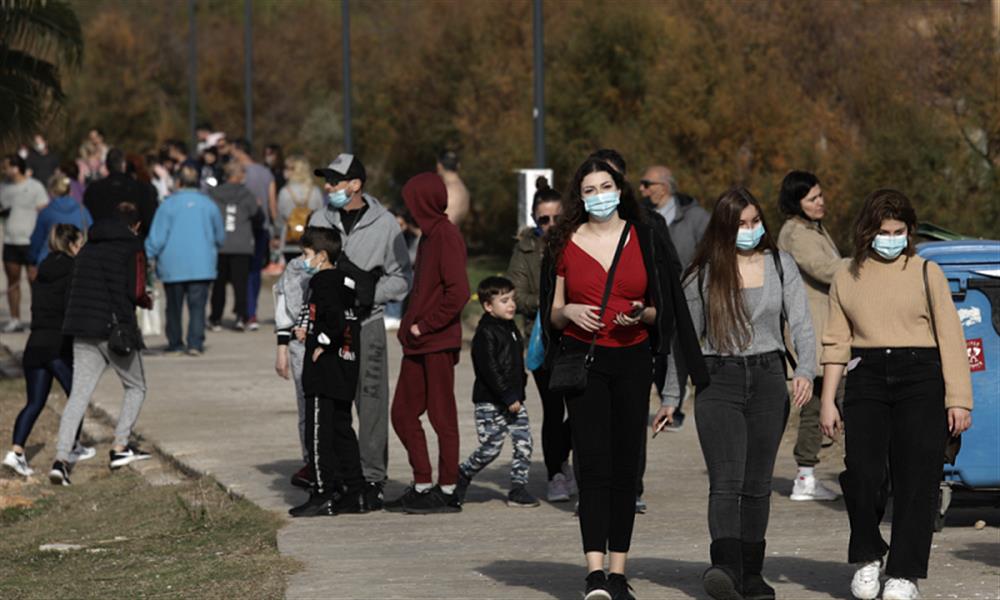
[695,353,789,543]
[14,357,80,447]
[533,368,572,480]
[565,339,652,554]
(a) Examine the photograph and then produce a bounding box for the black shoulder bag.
[548,224,631,394]
[102,263,140,357]
[925,260,962,465]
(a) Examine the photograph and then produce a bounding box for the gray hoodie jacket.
[209,183,262,255]
[308,193,412,306]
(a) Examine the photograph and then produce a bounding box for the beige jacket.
[777,216,849,373]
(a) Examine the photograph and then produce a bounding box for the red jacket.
[398,173,470,355]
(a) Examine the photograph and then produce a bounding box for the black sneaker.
[334,487,369,514]
[585,570,611,600]
[453,469,472,505]
[363,481,384,511]
[402,486,461,514]
[109,445,152,470]
[49,461,71,486]
[289,492,338,517]
[506,485,540,508]
[607,573,636,600]
[384,486,423,513]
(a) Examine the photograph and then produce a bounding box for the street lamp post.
[244,0,254,145]
[342,0,353,153]
[532,0,545,169]
[188,0,197,153]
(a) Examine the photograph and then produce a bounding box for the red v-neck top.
[556,225,649,347]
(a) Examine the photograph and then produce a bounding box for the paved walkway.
[1,278,997,599]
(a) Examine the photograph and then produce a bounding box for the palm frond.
[0,0,83,67]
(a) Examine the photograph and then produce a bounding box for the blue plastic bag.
[526,316,545,371]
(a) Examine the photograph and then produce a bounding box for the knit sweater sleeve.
[662,274,702,407]
[926,261,973,410]
[821,271,853,365]
[780,252,817,380]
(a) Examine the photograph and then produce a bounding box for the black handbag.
[548,224,631,394]
[108,310,139,356]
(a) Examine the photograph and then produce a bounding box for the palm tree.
[0,0,82,147]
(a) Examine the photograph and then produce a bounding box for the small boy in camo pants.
[454,276,539,508]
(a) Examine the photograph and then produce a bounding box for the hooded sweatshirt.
[209,182,262,255]
[28,195,93,264]
[398,173,470,355]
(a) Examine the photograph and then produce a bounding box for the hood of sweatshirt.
[402,173,448,237]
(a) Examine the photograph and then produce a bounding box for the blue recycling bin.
[918,241,1000,490]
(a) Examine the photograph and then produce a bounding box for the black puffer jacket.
[63,219,151,342]
[23,252,75,368]
[539,219,709,389]
[471,313,526,408]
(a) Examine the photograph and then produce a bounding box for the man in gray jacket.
[208,161,262,331]
[310,153,412,509]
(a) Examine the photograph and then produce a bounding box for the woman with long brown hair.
[655,187,815,600]
[819,190,971,600]
[540,157,705,600]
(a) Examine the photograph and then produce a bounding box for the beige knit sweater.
[822,255,973,410]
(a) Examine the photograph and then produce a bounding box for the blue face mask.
[583,191,620,221]
[303,254,321,276]
[327,188,350,209]
[735,223,765,251]
[871,234,907,260]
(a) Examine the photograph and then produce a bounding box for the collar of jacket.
[671,194,698,222]
[320,193,385,234]
[791,215,825,232]
[516,227,544,252]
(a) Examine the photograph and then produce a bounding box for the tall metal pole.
[244,0,254,146]
[342,0,353,153]
[993,0,1000,48]
[188,0,197,153]
[532,0,545,168]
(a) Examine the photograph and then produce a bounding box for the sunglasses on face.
[536,215,553,226]
[639,180,666,188]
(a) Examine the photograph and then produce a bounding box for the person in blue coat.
[145,164,225,355]
[28,174,93,265]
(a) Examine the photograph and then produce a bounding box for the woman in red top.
[540,157,707,600]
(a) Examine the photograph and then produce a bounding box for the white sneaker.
[547,473,571,502]
[2,319,23,333]
[383,317,401,331]
[850,560,882,599]
[68,444,97,464]
[791,474,840,501]
[883,578,920,600]
[3,450,34,476]
[561,461,578,496]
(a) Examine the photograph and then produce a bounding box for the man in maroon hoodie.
[384,172,470,514]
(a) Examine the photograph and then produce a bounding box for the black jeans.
[210,254,251,323]
[164,280,211,352]
[304,395,364,497]
[565,338,652,554]
[695,352,789,542]
[840,347,947,580]
[533,368,572,480]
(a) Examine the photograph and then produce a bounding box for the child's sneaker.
[384,486,424,513]
[3,450,33,477]
[363,481,384,511]
[454,469,472,505]
[402,486,461,514]
[49,461,71,486]
[548,473,571,502]
[507,485,540,508]
[289,492,337,517]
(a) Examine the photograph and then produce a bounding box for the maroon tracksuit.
[392,173,470,486]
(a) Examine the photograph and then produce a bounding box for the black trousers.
[304,394,364,497]
[565,338,652,554]
[695,352,789,542]
[841,347,947,580]
[533,368,572,480]
[210,254,251,323]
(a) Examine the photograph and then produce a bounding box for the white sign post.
[516,168,554,231]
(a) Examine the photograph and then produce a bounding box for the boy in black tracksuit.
[454,276,538,508]
[288,228,364,517]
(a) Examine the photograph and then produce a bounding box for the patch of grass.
[0,471,298,599]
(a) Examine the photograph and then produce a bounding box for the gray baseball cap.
[315,153,366,183]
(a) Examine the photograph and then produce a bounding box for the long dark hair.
[686,187,778,354]
[850,188,917,277]
[546,158,643,262]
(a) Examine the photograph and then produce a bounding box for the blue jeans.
[246,229,269,320]
[164,280,211,351]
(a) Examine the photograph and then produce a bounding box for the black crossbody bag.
[548,224,631,394]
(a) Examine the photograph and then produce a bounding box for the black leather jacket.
[539,219,709,389]
[471,314,526,408]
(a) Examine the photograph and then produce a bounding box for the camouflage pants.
[460,403,533,486]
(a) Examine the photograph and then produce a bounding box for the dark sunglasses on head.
[536,215,553,226]
[639,179,666,188]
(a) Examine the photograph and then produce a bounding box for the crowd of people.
[0,130,974,600]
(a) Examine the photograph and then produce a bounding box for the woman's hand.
[948,407,972,436]
[562,304,603,332]
[613,301,644,327]
[651,405,675,435]
[791,377,813,408]
[275,346,290,380]
[819,400,842,438]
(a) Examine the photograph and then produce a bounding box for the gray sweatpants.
[55,338,147,462]
[288,339,308,463]
[356,311,389,484]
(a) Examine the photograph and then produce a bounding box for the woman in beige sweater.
[819,189,972,600]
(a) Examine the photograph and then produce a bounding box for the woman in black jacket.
[3,225,91,477]
[538,157,707,600]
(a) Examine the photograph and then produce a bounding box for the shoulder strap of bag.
[772,251,797,371]
[924,259,939,345]
[584,223,631,363]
